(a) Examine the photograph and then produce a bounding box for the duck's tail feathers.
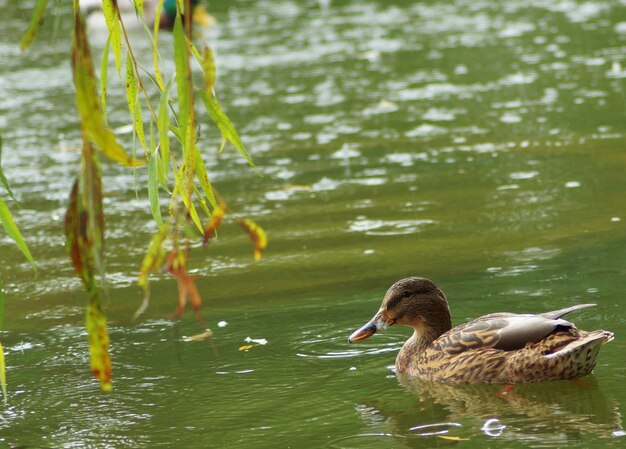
[545,330,613,363]
[541,303,597,320]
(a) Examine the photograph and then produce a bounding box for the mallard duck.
[80,0,215,30]
[348,277,614,384]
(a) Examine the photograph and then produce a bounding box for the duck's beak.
[192,5,216,26]
[348,310,389,343]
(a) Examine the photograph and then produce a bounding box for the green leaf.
[0,198,35,268]
[148,152,163,225]
[199,91,255,168]
[20,0,49,51]
[173,15,190,149]
[157,81,173,187]
[194,147,217,209]
[100,35,110,125]
[102,0,122,74]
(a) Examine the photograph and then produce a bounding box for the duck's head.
[348,277,451,343]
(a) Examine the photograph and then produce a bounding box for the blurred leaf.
[437,436,469,441]
[0,339,6,404]
[199,91,255,167]
[100,35,110,125]
[0,132,16,201]
[86,299,112,391]
[0,281,3,331]
[72,8,144,167]
[102,0,122,74]
[238,219,267,261]
[20,0,49,51]
[0,198,35,268]
[183,329,213,342]
[134,0,144,17]
[152,0,165,91]
[148,153,163,226]
[202,203,225,245]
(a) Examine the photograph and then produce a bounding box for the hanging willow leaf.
[0,198,35,268]
[191,43,216,94]
[86,299,112,391]
[152,0,165,91]
[20,0,49,51]
[202,203,225,245]
[64,142,111,390]
[72,9,144,167]
[157,80,173,187]
[238,219,267,261]
[102,0,122,74]
[199,91,255,167]
[125,51,147,150]
[194,146,217,209]
[148,152,163,225]
[173,15,191,151]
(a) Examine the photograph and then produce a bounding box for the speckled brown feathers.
[348,277,614,384]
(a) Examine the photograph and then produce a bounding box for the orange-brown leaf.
[202,203,226,245]
[238,219,267,261]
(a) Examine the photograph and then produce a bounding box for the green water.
[1,0,626,447]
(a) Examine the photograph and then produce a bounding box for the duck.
[79,0,215,31]
[348,277,614,384]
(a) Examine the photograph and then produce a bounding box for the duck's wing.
[436,304,597,355]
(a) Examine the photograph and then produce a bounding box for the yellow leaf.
[437,436,469,441]
[238,345,254,351]
[86,300,112,391]
[0,339,6,404]
[203,203,226,244]
[72,11,144,167]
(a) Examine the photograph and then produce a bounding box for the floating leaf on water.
[437,436,469,441]
[0,338,6,404]
[238,219,267,261]
[238,345,254,351]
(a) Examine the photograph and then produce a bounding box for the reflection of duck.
[348,277,613,383]
[79,0,215,30]
[396,376,624,441]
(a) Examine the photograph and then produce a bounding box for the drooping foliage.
[15,0,267,391]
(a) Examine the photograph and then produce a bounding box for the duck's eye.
[402,290,411,298]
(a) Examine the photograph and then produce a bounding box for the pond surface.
[1,0,626,447]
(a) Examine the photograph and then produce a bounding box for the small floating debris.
[238,337,268,351]
[217,321,228,328]
[182,329,213,342]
